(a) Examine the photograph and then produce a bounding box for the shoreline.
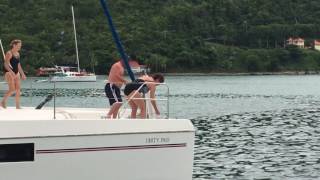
[163,71,320,76]
[1,71,319,77]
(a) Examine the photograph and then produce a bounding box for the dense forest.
[1,0,320,75]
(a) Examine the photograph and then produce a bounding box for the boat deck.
[0,107,119,120]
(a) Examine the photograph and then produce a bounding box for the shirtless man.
[105,60,128,119]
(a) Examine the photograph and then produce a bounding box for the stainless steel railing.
[29,78,169,120]
[117,82,170,119]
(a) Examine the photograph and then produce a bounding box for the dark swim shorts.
[105,83,122,105]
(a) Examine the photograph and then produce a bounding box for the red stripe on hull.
[36,143,187,154]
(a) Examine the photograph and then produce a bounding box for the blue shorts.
[105,83,122,106]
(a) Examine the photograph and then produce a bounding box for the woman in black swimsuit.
[1,39,27,109]
[124,74,164,118]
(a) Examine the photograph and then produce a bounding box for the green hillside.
[1,0,320,74]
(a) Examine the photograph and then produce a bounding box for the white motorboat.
[0,107,195,180]
[128,65,150,75]
[50,66,96,82]
[51,6,96,82]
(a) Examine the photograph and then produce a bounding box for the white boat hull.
[50,75,97,82]
[0,117,194,180]
[0,120,194,180]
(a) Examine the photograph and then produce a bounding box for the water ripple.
[169,93,317,101]
[192,108,320,179]
[19,89,320,106]
[20,88,104,97]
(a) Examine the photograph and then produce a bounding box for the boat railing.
[117,82,170,119]
[25,79,169,120]
[28,79,57,119]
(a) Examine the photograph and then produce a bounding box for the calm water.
[2,75,320,179]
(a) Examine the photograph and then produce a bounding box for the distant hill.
[1,0,320,74]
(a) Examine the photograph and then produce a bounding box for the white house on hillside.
[314,40,320,51]
[287,37,305,48]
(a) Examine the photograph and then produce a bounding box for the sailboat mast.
[71,5,80,73]
[99,0,135,81]
[0,39,5,60]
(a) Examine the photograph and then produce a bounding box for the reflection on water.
[193,109,320,179]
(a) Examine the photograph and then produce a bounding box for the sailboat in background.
[0,39,8,92]
[51,6,96,82]
[0,39,5,60]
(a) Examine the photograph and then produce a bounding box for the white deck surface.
[0,107,194,138]
[0,107,111,120]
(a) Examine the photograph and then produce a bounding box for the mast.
[71,5,80,73]
[99,0,135,81]
[0,39,5,60]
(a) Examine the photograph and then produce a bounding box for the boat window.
[0,143,34,163]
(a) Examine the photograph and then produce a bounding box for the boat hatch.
[0,143,34,163]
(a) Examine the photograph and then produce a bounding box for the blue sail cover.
[99,0,135,81]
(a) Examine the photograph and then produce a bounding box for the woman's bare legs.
[1,73,16,108]
[14,74,21,109]
[136,98,146,118]
[128,91,146,119]
[128,100,138,118]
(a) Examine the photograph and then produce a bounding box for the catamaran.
[50,6,96,82]
[0,80,194,180]
[0,107,194,180]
